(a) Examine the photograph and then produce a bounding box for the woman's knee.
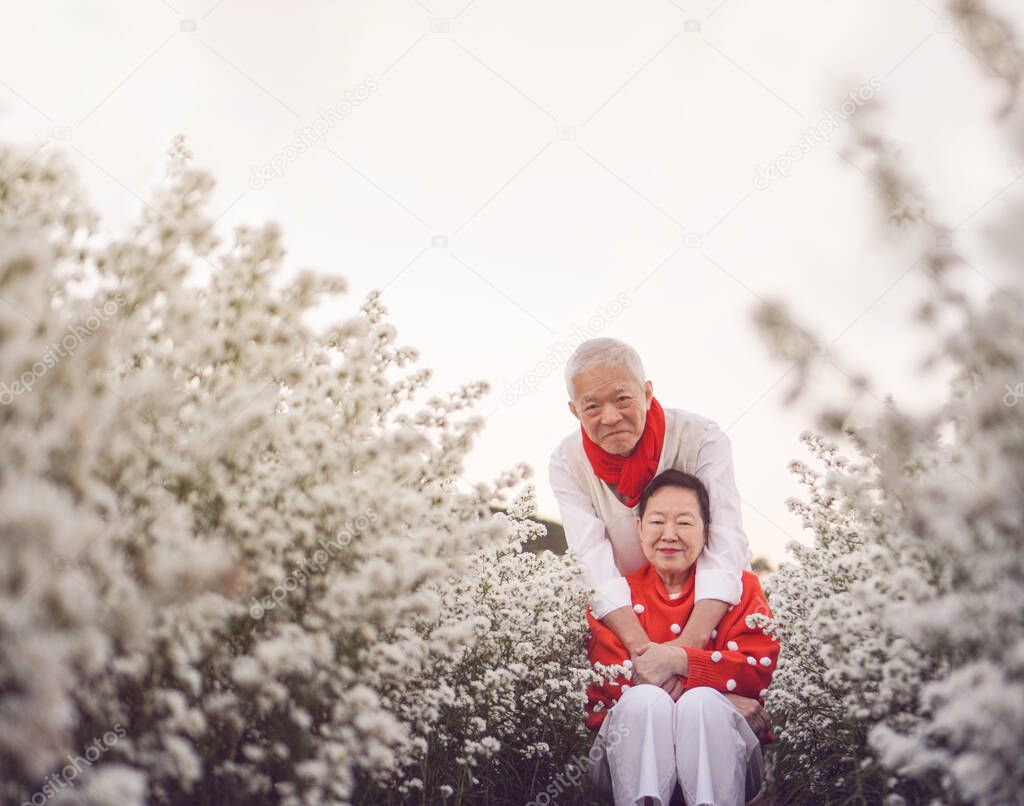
[674,686,733,724]
[615,683,674,716]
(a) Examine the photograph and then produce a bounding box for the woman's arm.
[634,600,728,680]
[680,582,779,701]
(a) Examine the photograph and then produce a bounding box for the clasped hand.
[629,641,770,739]
[632,641,686,695]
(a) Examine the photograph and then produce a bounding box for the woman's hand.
[724,693,770,740]
[632,642,687,687]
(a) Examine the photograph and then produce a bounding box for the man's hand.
[630,643,686,700]
[724,693,770,740]
[633,642,687,687]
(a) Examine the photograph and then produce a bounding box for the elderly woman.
[585,470,779,806]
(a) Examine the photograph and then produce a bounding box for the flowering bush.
[757,3,1024,802]
[353,488,600,804]
[0,135,603,805]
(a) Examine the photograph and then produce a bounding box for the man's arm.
[690,424,750,606]
[601,606,651,656]
[658,423,748,649]
[669,598,729,648]
[549,445,652,649]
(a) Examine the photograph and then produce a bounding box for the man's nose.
[599,404,622,425]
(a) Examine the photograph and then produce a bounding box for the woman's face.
[637,485,707,579]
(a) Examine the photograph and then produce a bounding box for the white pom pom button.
[670,623,682,634]
[726,679,737,691]
[727,640,739,651]
[759,657,772,667]
[711,651,722,663]
[747,656,756,666]
[633,603,645,614]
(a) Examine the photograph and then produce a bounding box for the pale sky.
[3,0,1022,564]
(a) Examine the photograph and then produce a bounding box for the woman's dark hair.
[637,469,711,540]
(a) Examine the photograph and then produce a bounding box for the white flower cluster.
[756,10,1024,800]
[355,486,600,802]
[0,137,586,805]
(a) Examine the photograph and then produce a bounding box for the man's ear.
[644,380,653,406]
[568,400,580,421]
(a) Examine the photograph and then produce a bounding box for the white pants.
[587,685,763,806]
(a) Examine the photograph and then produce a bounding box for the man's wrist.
[626,640,649,656]
[671,645,689,677]
[681,628,712,648]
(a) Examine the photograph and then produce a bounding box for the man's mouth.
[657,547,682,554]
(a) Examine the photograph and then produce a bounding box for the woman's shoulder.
[740,569,763,587]
[740,570,770,604]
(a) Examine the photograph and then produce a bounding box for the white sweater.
[548,407,751,619]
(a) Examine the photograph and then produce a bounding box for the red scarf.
[581,397,666,507]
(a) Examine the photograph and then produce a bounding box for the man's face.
[568,364,653,457]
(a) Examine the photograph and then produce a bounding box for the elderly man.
[549,337,754,701]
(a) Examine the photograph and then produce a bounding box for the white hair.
[564,338,646,398]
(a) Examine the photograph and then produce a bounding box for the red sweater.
[585,564,779,743]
